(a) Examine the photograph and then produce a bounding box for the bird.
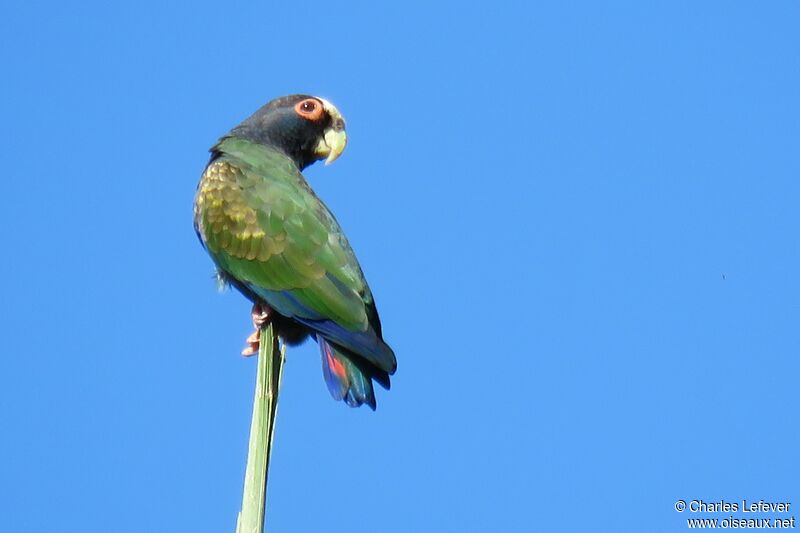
[194,94,396,410]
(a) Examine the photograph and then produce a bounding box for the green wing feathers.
[194,138,371,332]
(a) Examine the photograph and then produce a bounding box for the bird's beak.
[315,98,347,165]
[322,128,347,165]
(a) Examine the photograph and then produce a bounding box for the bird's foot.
[241,303,273,357]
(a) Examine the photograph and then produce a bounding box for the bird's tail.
[317,336,391,410]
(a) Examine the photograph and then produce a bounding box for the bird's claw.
[241,331,260,357]
[252,304,272,329]
[241,303,273,357]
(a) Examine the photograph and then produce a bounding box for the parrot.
[194,94,396,410]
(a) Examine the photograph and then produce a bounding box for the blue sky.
[1,1,798,531]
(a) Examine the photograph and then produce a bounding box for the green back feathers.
[195,138,371,332]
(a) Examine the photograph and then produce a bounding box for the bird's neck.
[227,125,320,170]
[211,137,312,173]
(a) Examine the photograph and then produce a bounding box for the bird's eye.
[294,98,324,120]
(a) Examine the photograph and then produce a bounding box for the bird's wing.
[195,139,395,374]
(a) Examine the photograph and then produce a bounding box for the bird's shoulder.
[194,138,321,256]
[194,138,373,331]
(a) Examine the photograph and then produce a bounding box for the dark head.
[228,94,347,170]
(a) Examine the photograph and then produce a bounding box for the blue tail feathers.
[318,336,391,410]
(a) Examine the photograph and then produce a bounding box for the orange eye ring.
[294,98,325,121]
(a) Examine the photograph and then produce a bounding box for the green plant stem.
[236,322,285,533]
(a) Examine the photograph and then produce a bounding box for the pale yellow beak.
[314,98,347,165]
